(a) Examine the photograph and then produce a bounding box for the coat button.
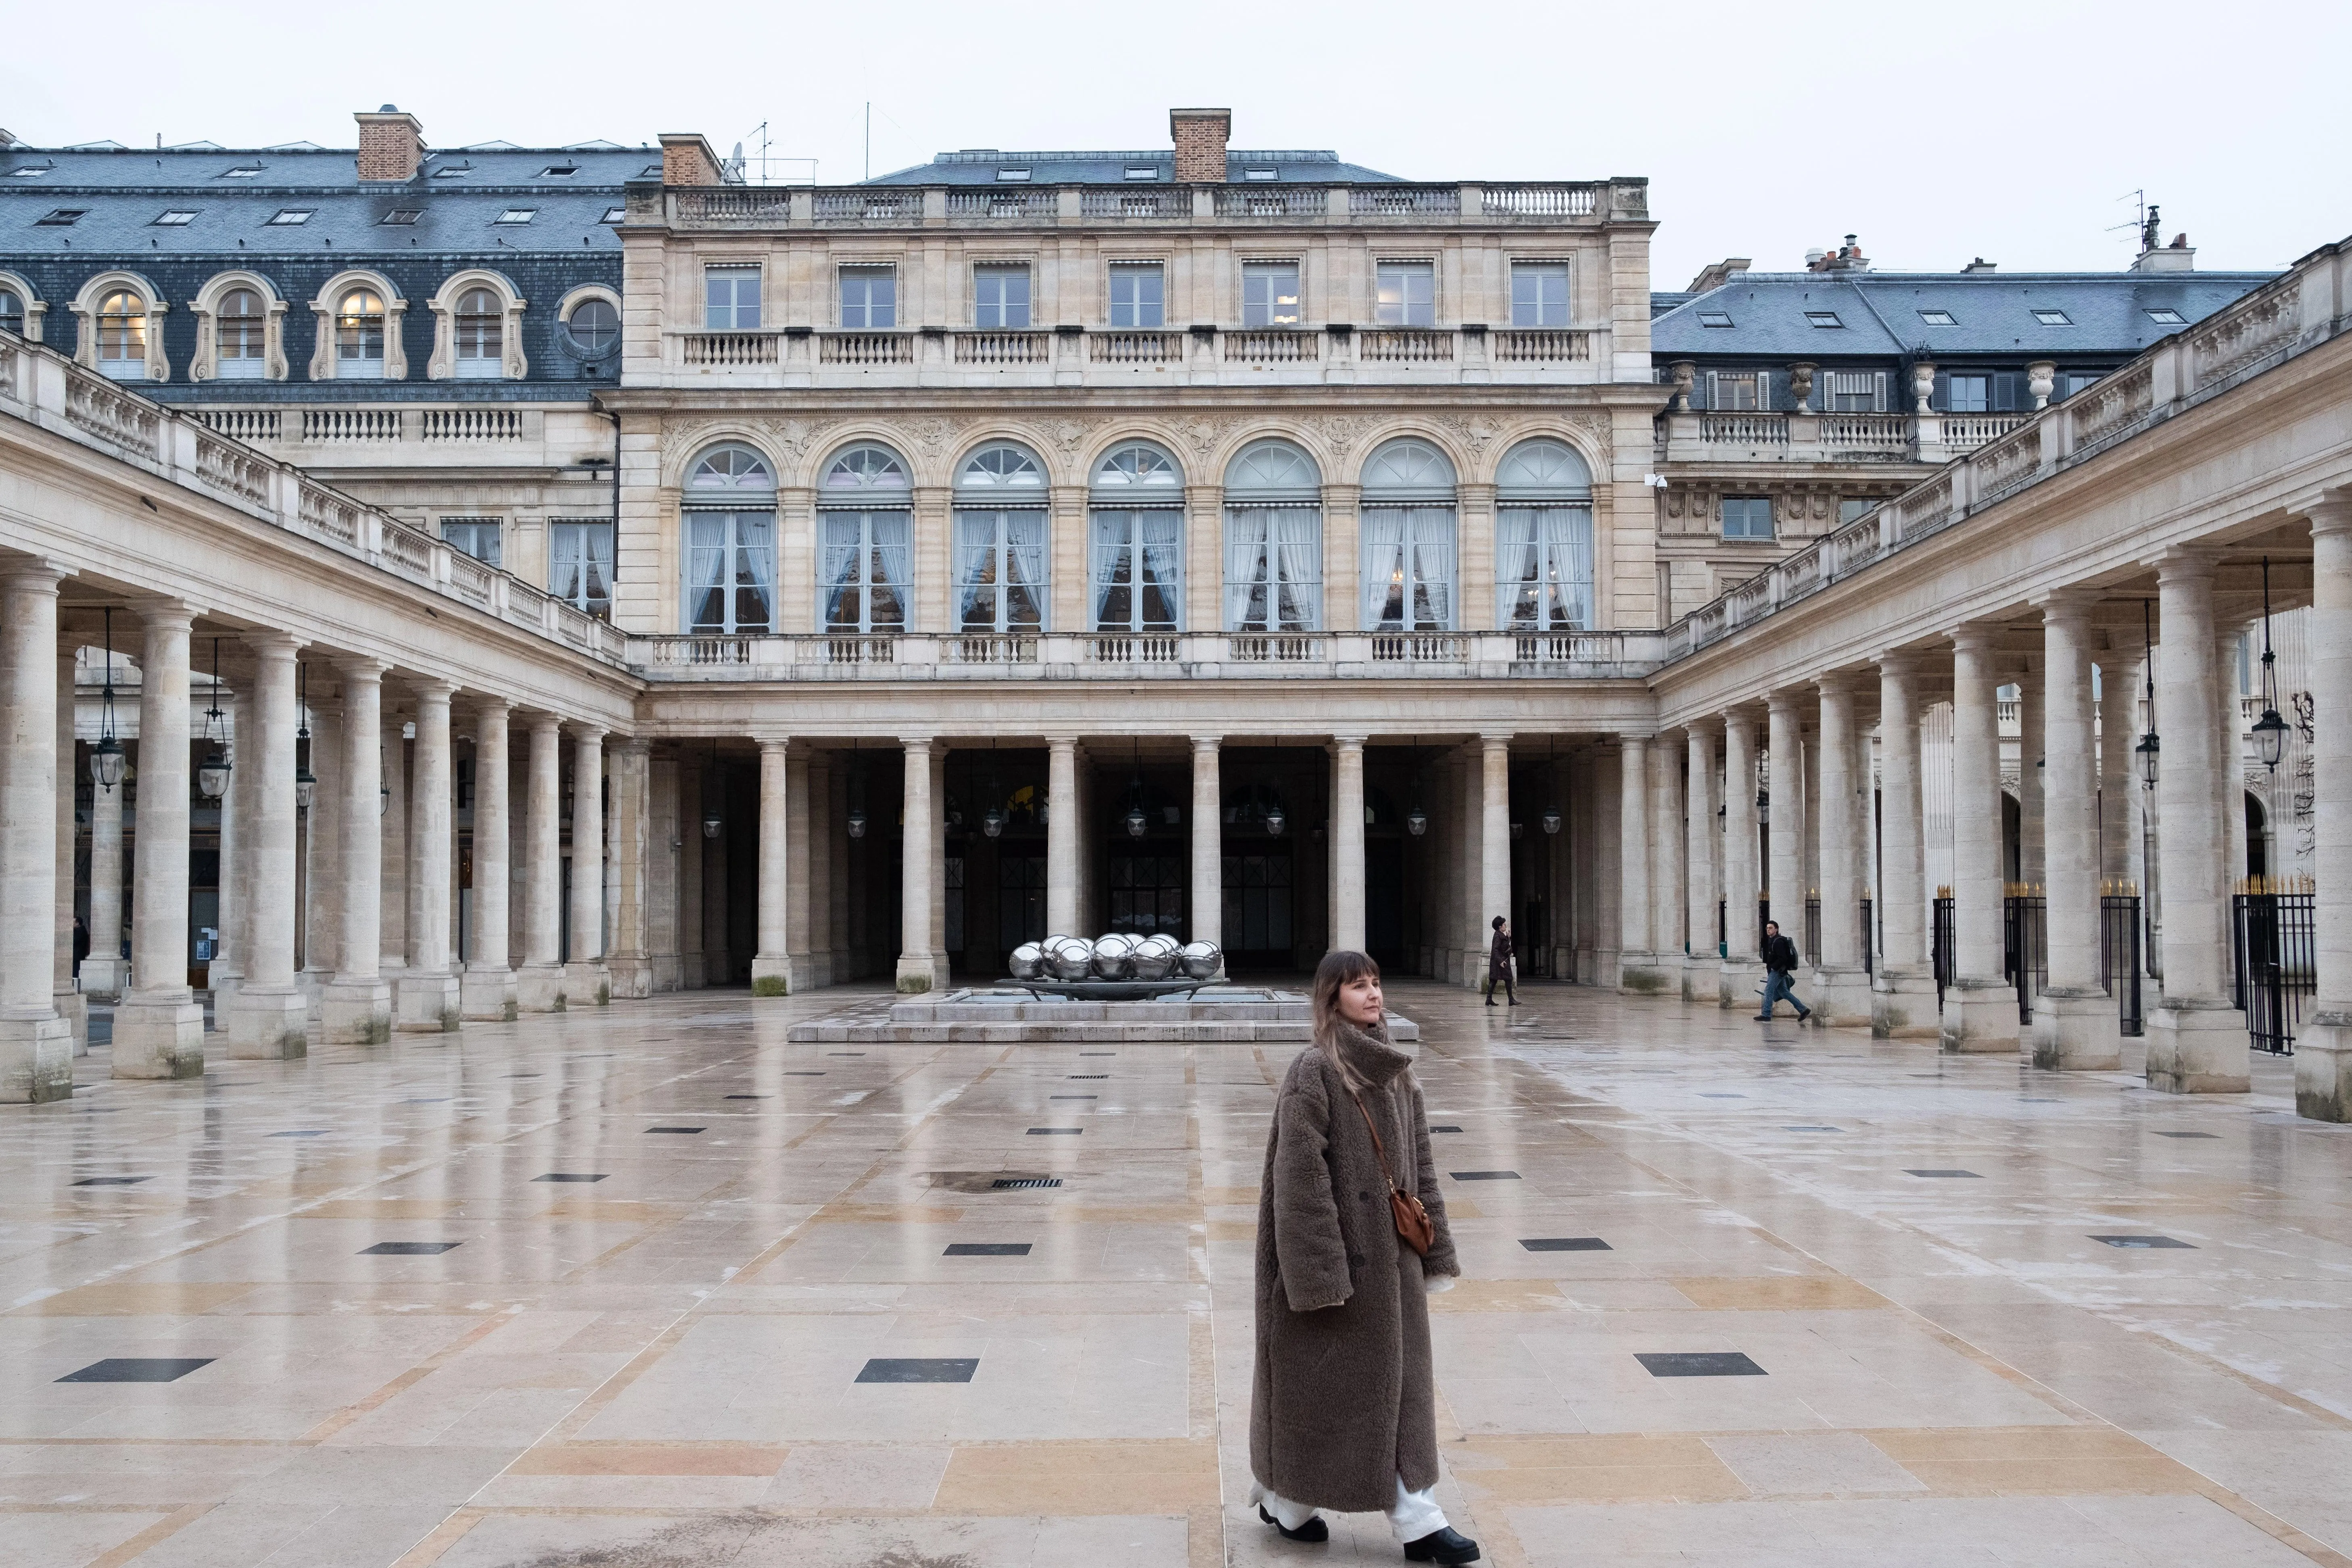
[1359,1190,1372,1200]
[1348,1253,1364,1265]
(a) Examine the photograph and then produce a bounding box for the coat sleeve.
[1409,1082,1460,1278]
[1270,1063,1354,1311]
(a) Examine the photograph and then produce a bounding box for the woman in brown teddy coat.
[1248,950,1479,1565]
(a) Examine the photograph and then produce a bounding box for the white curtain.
[1226,506,1322,631]
[1093,509,1182,631]
[1362,506,1454,630]
[685,512,730,632]
[580,524,614,617]
[1498,505,1593,630]
[955,508,1048,631]
[822,509,909,632]
[733,512,774,633]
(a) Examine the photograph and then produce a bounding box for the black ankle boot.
[1260,1505,1328,1543]
[1403,1526,1480,1564]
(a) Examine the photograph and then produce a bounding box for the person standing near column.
[1756,919,1811,1023]
[114,602,205,1077]
[1482,915,1516,1006]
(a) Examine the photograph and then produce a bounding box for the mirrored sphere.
[1178,940,1222,980]
[1008,942,1044,981]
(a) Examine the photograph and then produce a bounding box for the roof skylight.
[494,208,536,224]
[35,209,85,225]
[1697,311,1734,328]
[2145,307,2186,324]
[2033,309,2073,326]
[1805,311,1843,328]
[1918,309,1956,326]
[265,208,313,225]
[152,210,199,225]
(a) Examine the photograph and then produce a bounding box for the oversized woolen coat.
[1249,1021,1460,1513]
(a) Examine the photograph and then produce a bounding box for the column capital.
[2295,489,2352,534]
[756,736,790,758]
[1947,623,1999,655]
[408,677,458,704]
[466,694,515,719]
[1765,686,1800,713]
[1814,668,1860,698]
[240,630,307,658]
[1330,733,1368,750]
[898,735,936,754]
[1873,645,1925,676]
[0,557,71,587]
[524,710,564,735]
[334,654,389,681]
[1190,734,1221,752]
[615,734,651,757]
[1476,731,1514,749]
[2147,545,2222,584]
[138,598,200,632]
[568,722,609,744]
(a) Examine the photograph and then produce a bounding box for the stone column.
[1455,745,1483,982]
[1685,723,1717,1002]
[1873,652,1937,1036]
[1653,736,1684,969]
[1046,736,1079,936]
[1813,674,1872,1025]
[210,683,246,1013]
[1617,734,1659,992]
[828,760,852,981]
[2032,594,2121,1069]
[517,714,565,1011]
[0,565,72,1101]
[608,738,652,998]
[896,736,939,992]
[462,701,516,1020]
[704,770,732,984]
[2298,498,2352,1120]
[1720,709,1759,1007]
[678,758,706,990]
[929,747,948,976]
[1482,735,1514,983]
[1943,627,2020,1052]
[84,736,126,1000]
[226,634,308,1058]
[1594,743,1622,983]
[115,604,206,1075]
[396,681,460,1031]
[1331,735,1368,954]
[1189,736,1222,959]
[321,658,392,1045]
[785,745,816,992]
[299,697,343,1005]
[1765,690,1802,970]
[379,711,406,977]
[2017,662,2045,886]
[2098,647,2137,889]
[564,727,609,1004]
[2146,553,2247,1092]
[54,650,87,1053]
[804,752,831,987]
[752,737,791,994]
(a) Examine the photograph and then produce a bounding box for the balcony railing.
[1360,330,1453,363]
[1089,331,1182,363]
[954,331,1050,365]
[818,333,915,365]
[1350,186,1461,216]
[194,408,281,441]
[1941,413,2030,451]
[1214,187,1326,218]
[1224,331,1317,362]
[1080,189,1182,219]
[422,407,522,441]
[1483,185,1597,217]
[1819,413,1907,453]
[303,408,403,442]
[1698,413,1789,446]
[1494,330,1590,362]
[683,332,780,366]
[945,189,1057,219]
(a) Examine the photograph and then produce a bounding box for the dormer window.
[1697,311,1733,328]
[494,208,536,224]
[266,208,312,225]
[1243,167,1279,181]
[995,167,1031,182]
[379,209,421,225]
[152,210,199,226]
[1124,166,1159,181]
[454,286,504,378]
[35,209,85,226]
[1805,311,1842,328]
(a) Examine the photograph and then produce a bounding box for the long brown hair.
[1311,949,1386,1094]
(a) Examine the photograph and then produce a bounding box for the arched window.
[1223,439,1322,633]
[454,286,503,378]
[819,444,911,635]
[1089,440,1183,633]
[567,297,618,354]
[1495,438,1594,631]
[96,289,147,377]
[0,288,26,338]
[1359,437,1456,631]
[337,288,386,377]
[682,444,776,634]
[217,286,266,378]
[953,442,1047,634]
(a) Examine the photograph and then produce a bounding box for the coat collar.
[1333,1019,1412,1088]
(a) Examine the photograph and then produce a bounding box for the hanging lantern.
[2136,598,2160,791]
[701,739,723,837]
[294,662,314,814]
[846,806,868,839]
[1264,804,1286,837]
[379,747,392,816]
[2251,706,2288,773]
[701,807,723,839]
[2254,556,2287,773]
[1124,802,1148,838]
[982,805,1005,838]
[195,637,231,801]
[1406,804,1427,837]
[294,759,317,816]
[2135,729,2160,789]
[92,606,125,793]
[1541,808,1562,835]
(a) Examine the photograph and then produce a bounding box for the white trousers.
[1253,1474,1449,1544]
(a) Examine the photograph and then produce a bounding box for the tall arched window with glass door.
[1359,437,1456,630]
[1223,439,1322,632]
[1496,438,1595,630]
[681,444,776,635]
[819,444,912,634]
[337,287,388,378]
[953,442,1048,634]
[454,286,504,378]
[1089,440,1183,633]
[217,287,267,378]
[95,289,148,378]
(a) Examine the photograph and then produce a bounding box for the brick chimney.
[1170,108,1231,184]
[355,105,424,183]
[660,133,722,187]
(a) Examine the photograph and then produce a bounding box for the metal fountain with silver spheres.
[1005,933,1221,999]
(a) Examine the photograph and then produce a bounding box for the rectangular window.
[1711,372,1760,411]
[1805,311,1842,328]
[548,520,614,619]
[1090,509,1184,632]
[973,264,1031,329]
[1826,371,1881,412]
[602,207,626,224]
[1375,261,1435,328]
[1918,309,1957,326]
[1945,374,1990,413]
[152,209,198,225]
[494,208,536,225]
[1498,504,1593,631]
[266,209,312,225]
[1224,506,1323,632]
[1510,263,1570,328]
[1721,496,1775,540]
[1838,498,1873,527]
[839,265,897,329]
[685,511,774,634]
[1241,261,1301,328]
[2145,307,2185,325]
[36,209,85,225]
[2033,309,2073,326]
[1108,262,1165,328]
[1360,507,1456,631]
[1243,167,1278,181]
[704,265,760,331]
[1124,166,1159,181]
[821,509,911,633]
[1697,310,1734,328]
[2058,370,2101,397]
[439,518,503,568]
[378,209,421,225]
[953,508,1049,632]
[995,167,1030,182]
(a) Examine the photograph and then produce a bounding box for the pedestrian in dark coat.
[1249,950,1481,1565]
[1482,915,1516,1006]
[1755,919,1812,1022]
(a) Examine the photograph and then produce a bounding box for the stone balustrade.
[649,181,1628,232]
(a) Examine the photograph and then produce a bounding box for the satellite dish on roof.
[722,140,747,183]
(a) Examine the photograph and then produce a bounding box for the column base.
[651,956,680,994]
[1617,952,1673,996]
[1939,977,2020,1053]
[894,954,942,994]
[2030,986,2123,1071]
[1681,954,1713,1003]
[226,987,309,1060]
[209,970,243,1015]
[1719,959,1757,1010]
[54,987,88,1055]
[564,961,612,1006]
[112,992,206,1077]
[79,956,125,1002]
[751,954,791,997]
[516,964,566,1013]
[461,966,519,1022]
[1810,965,1875,1028]
[1871,969,1941,1039]
[0,1012,74,1101]
[2145,996,2249,1094]
[607,957,652,1000]
[395,970,462,1033]
[321,979,392,1045]
[2294,1012,2352,1121]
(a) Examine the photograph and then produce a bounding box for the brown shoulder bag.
[1350,1091,1436,1257]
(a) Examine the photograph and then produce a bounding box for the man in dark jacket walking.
[1755,919,1811,1023]
[1483,916,1516,1006]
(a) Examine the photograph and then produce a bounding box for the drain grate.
[992,1177,1061,1190]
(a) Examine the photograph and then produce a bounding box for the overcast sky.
[6,0,2343,286]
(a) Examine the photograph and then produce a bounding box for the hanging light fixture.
[1405,735,1427,837]
[981,739,1004,839]
[378,744,392,816]
[1263,795,1286,837]
[1123,737,1148,838]
[1510,820,1525,840]
[846,738,867,838]
[2252,556,2288,773]
[294,660,316,815]
[1540,735,1562,834]
[2135,597,2161,789]
[701,738,723,838]
[90,607,126,793]
[195,636,231,801]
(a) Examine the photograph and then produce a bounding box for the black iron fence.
[2232,879,2314,1055]
[1932,893,1955,1007]
[2003,887,2047,1023]
[2101,890,2143,1036]
[1928,887,2145,1034]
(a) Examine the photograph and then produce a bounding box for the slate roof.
[864,148,1406,185]
[1652,270,2278,361]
